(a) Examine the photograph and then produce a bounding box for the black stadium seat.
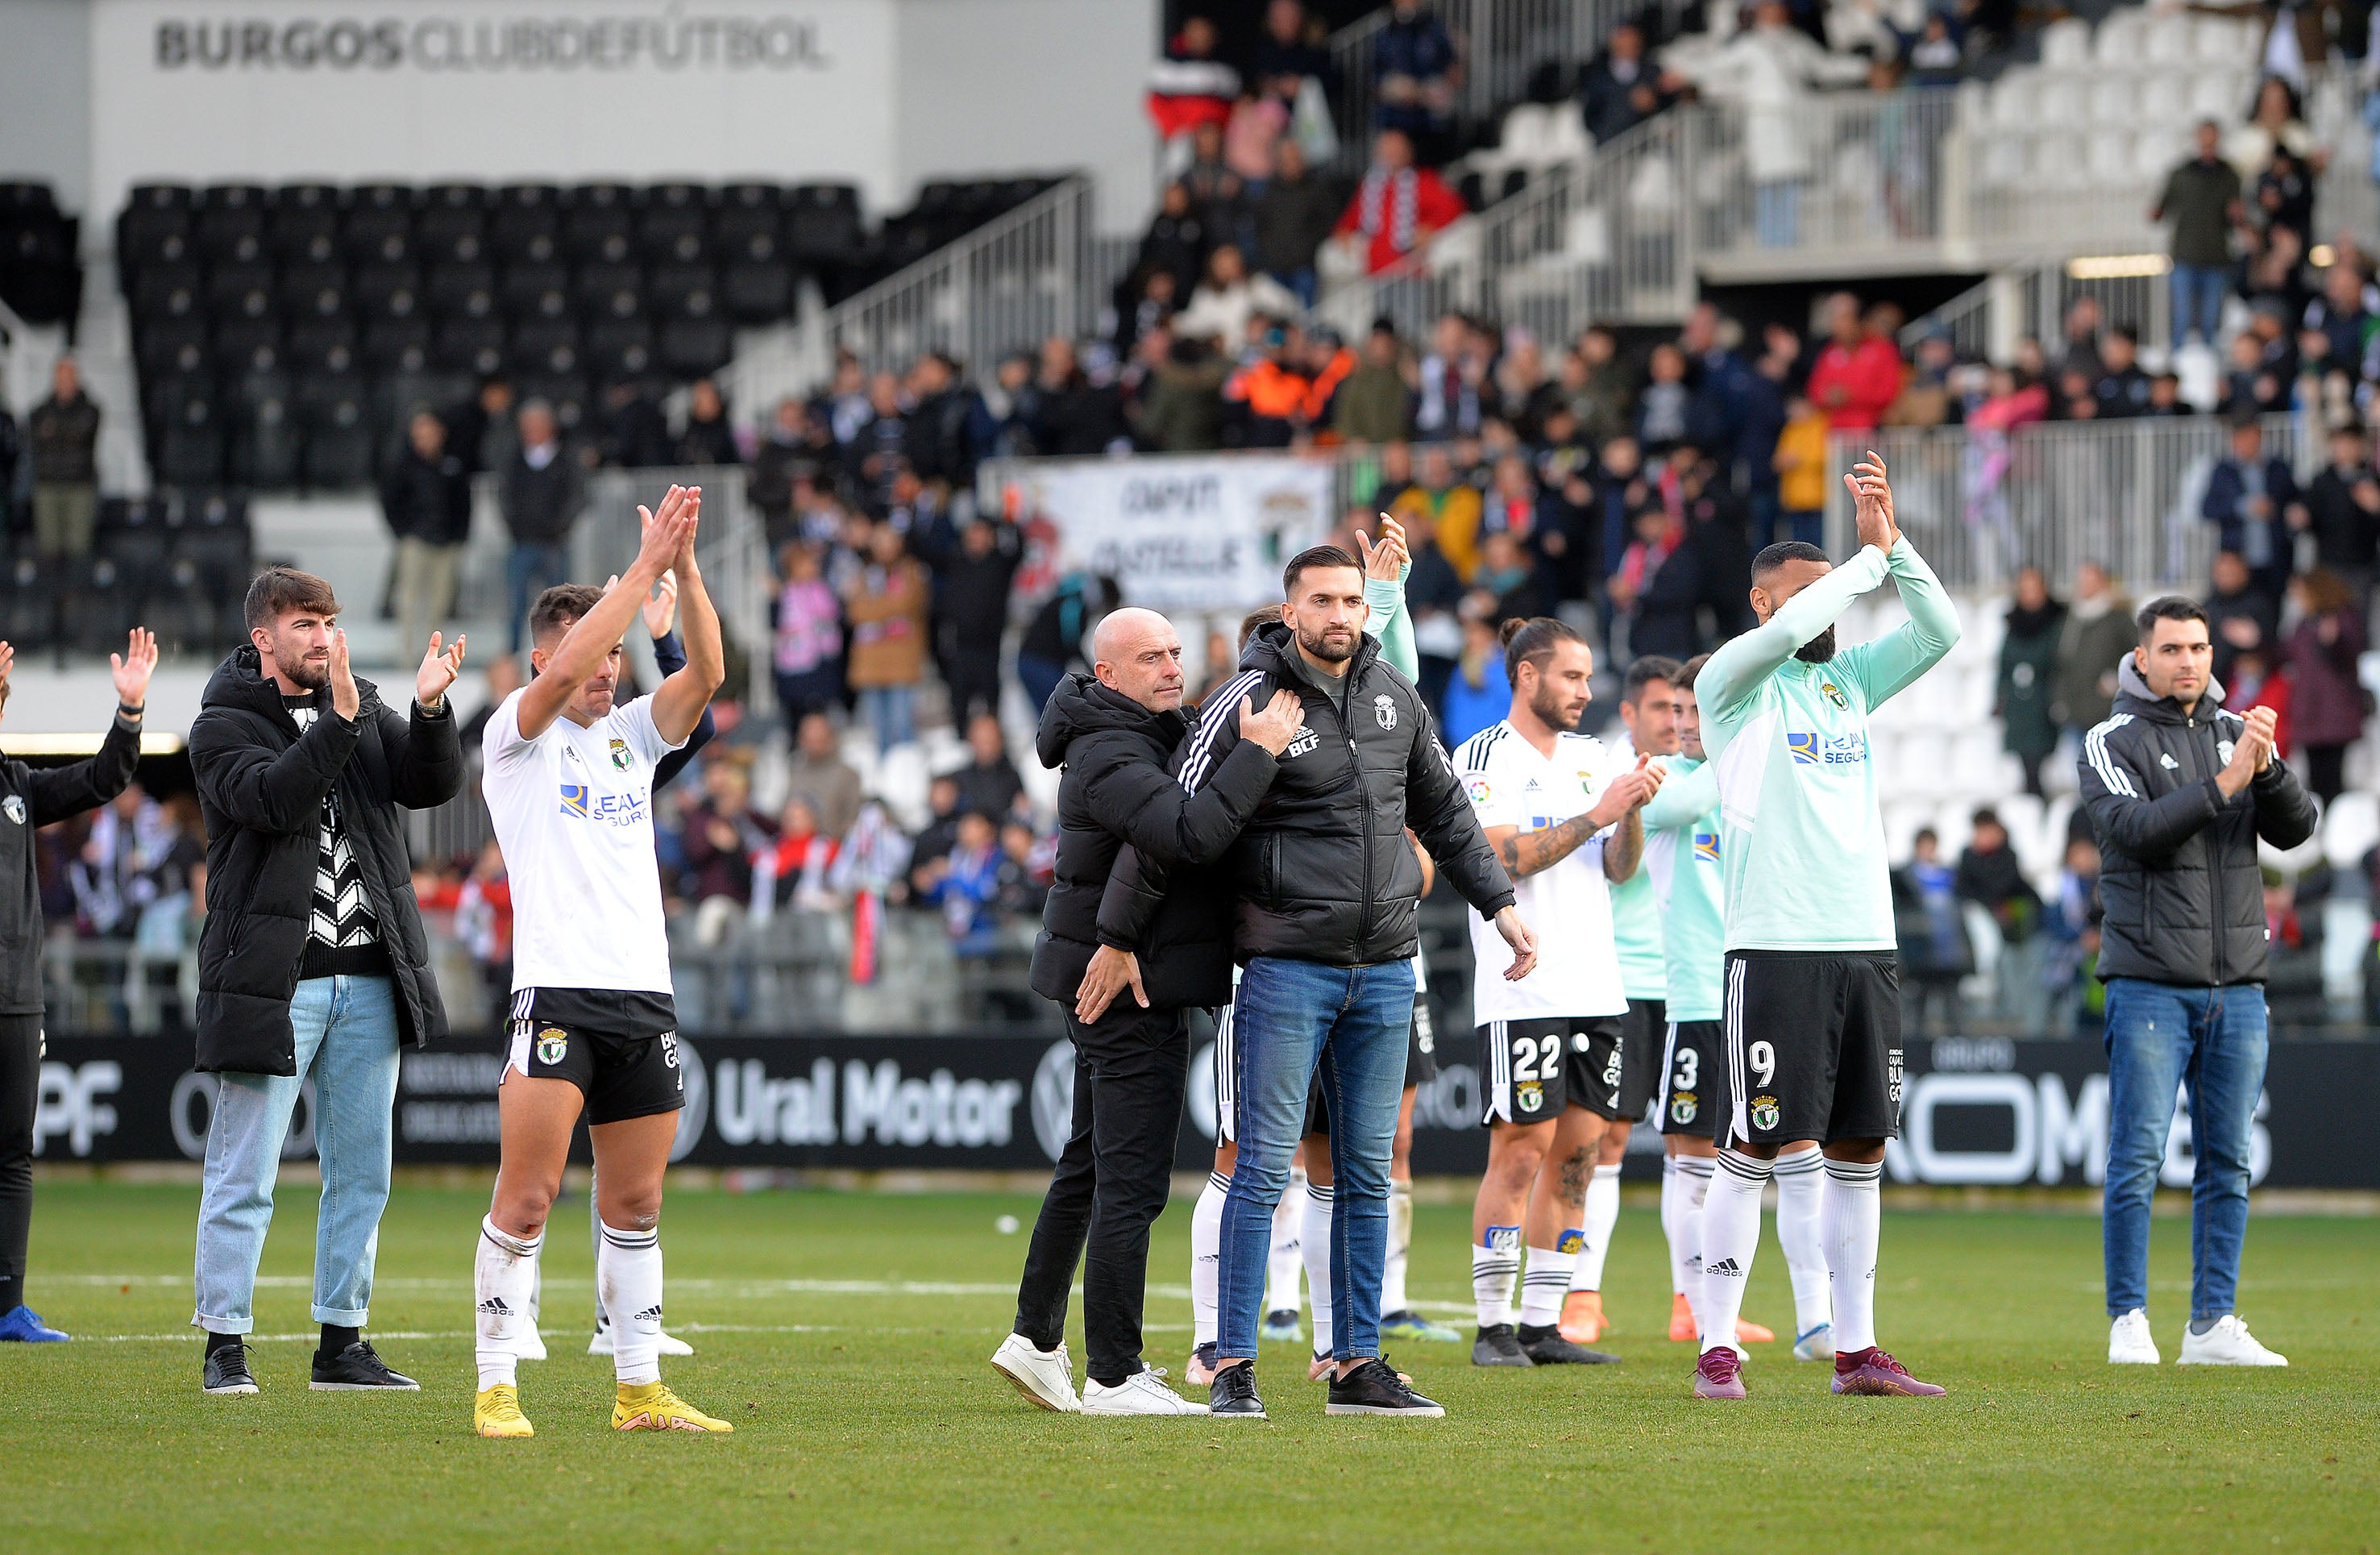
[353,260,423,318]
[193,185,269,259]
[715,183,781,245]
[501,259,571,314]
[433,315,506,376]
[156,391,226,490]
[426,261,497,318]
[343,186,413,256]
[649,262,717,319]
[299,382,374,490]
[658,317,730,378]
[280,262,347,319]
[361,316,433,372]
[585,316,654,378]
[786,183,863,263]
[575,260,642,317]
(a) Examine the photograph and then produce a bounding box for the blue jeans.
[2170,263,2228,347]
[1218,955,1416,1362]
[193,976,401,1333]
[505,541,570,653]
[1755,180,1802,247]
[858,684,915,753]
[1016,654,1065,717]
[2101,977,2268,1320]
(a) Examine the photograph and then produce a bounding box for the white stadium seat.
[1500,104,1556,168]
[2322,790,2380,869]
[2190,70,2243,119]
[2036,75,2087,126]
[2088,129,2136,185]
[2089,76,2135,124]
[2137,73,2187,123]
[2041,19,2093,65]
[2142,12,2194,63]
[2093,8,2149,64]
[1992,76,2037,128]
[2193,15,2253,60]
[1539,108,1592,167]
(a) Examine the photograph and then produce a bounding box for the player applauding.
[470,485,729,1438]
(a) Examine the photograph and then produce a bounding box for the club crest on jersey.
[1750,1094,1780,1131]
[535,1028,568,1066]
[1671,1091,1698,1125]
[1373,693,1398,730]
[1693,829,1720,863]
[609,737,634,771]
[1517,1079,1543,1112]
[1821,680,1849,710]
[1,795,22,825]
[559,784,590,817]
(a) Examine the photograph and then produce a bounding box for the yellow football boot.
[475,1384,534,1438]
[613,1381,733,1432]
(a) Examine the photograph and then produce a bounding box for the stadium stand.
[111,177,1067,497]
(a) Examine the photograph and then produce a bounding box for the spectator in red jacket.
[1804,293,1904,431]
[1334,128,1466,276]
[1148,15,1240,167]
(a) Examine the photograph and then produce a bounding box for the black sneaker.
[1472,1323,1535,1367]
[201,1341,260,1395]
[1517,1322,1622,1366]
[1207,1362,1266,1420]
[1326,1357,1445,1416]
[309,1339,420,1391]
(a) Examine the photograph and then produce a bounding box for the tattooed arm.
[1483,755,1663,880]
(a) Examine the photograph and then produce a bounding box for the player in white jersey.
[469,485,731,1439]
[1641,654,1832,1358]
[1457,618,1663,1368]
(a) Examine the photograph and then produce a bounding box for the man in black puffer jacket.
[1100,547,1533,1420]
[991,606,1306,1416]
[2078,595,2316,1370]
[186,566,467,1398]
[0,629,156,1345]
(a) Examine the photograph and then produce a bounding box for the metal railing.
[1689,87,1963,264]
[717,178,1099,414]
[1906,260,2174,366]
[1323,106,1697,340]
[1821,412,2308,592]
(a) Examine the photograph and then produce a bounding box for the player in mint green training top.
[1686,453,1958,1402]
[1642,654,1830,1360]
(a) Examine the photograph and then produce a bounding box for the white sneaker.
[2176,1315,2287,1367]
[1793,1324,1835,1362]
[2108,1309,2159,1364]
[991,1333,1082,1412]
[513,1322,548,1362]
[1081,1366,1209,1416]
[587,1324,692,1357]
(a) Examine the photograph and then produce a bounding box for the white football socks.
[1698,1150,1770,1354]
[1568,1162,1622,1293]
[1822,1158,1883,1354]
[1773,1145,1834,1338]
[1301,1180,1336,1357]
[475,1216,542,1391]
[1472,1227,1520,1328]
[1518,1245,1578,1329]
[597,1220,664,1387]
[1663,1154,1714,1324]
[1265,1169,1306,1314]
[1380,1179,1414,1316]
[1190,1170,1227,1348]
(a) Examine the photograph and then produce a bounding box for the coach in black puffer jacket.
[2079,651,2317,987]
[1003,610,1299,1399]
[190,643,464,1074]
[1103,617,1514,967]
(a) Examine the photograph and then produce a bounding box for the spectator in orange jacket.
[1334,129,1466,276]
[1804,293,1904,432]
[1223,321,1317,448]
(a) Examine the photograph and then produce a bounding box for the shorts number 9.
[1748,1040,1776,1088]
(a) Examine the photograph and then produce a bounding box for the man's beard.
[276,647,329,690]
[1529,684,1583,732]
[1295,622,1356,663]
[1794,626,1838,664]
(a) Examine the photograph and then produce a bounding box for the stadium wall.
[72,0,1156,231]
[0,0,94,214]
[30,1033,2380,1190]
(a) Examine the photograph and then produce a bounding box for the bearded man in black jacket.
[186,567,467,1398]
[989,607,1306,1417]
[0,629,156,1345]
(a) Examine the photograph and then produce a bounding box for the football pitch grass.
[2,1180,2373,1554]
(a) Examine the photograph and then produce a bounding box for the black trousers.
[1011,1002,1190,1384]
[0,1015,39,1316]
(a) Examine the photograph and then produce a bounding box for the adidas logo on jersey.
[1706,1258,1745,1279]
